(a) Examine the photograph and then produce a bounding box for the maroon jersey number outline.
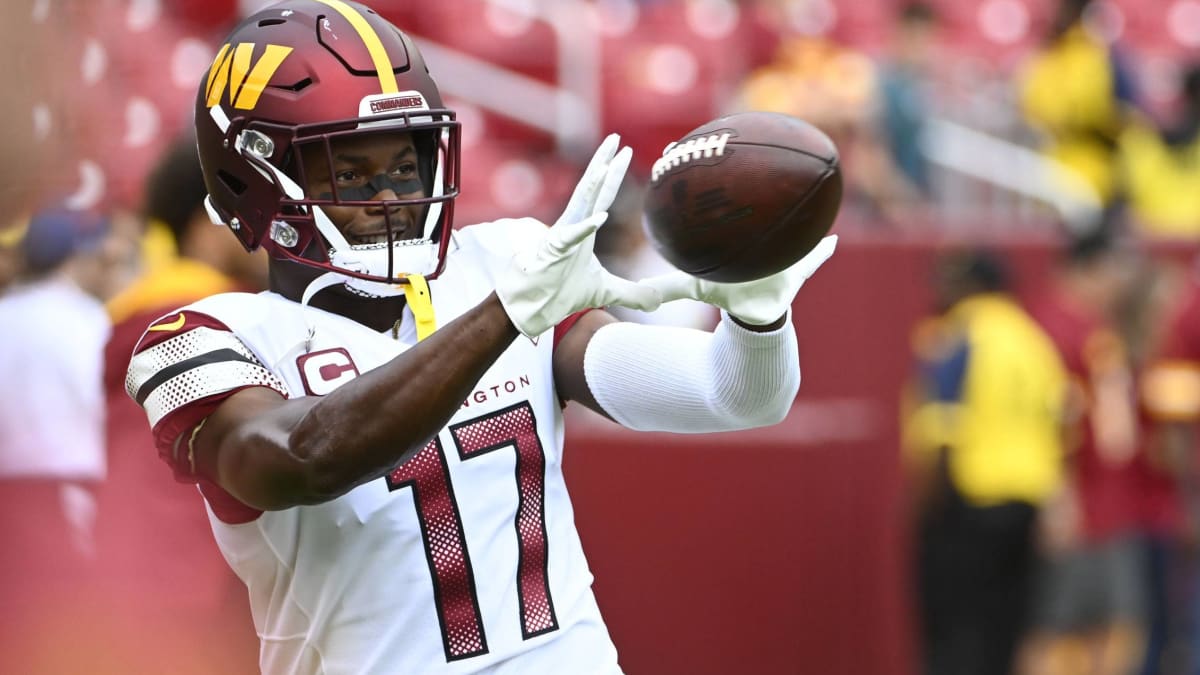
[385,401,558,662]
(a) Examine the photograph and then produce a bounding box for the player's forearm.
[286,293,519,501]
[582,312,800,432]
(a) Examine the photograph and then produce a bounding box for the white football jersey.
[125,219,621,675]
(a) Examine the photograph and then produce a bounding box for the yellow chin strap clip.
[403,274,436,342]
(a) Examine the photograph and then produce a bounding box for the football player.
[125,1,837,673]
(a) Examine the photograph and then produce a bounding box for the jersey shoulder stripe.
[126,307,289,483]
[132,347,260,405]
[127,315,288,428]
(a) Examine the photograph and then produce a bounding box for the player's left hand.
[642,235,838,326]
[497,134,662,337]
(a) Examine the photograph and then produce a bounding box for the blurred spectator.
[1120,259,1191,675]
[1139,256,1200,674]
[107,136,268,320]
[903,249,1068,675]
[876,2,939,197]
[0,208,134,673]
[736,36,914,223]
[94,137,262,674]
[1022,227,1148,675]
[1018,0,1138,208]
[1119,64,1200,238]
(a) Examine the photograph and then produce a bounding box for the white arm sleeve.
[582,311,801,432]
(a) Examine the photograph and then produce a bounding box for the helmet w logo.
[205,42,294,111]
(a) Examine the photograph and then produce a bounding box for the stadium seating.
[42,0,1199,226]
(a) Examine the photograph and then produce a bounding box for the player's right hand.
[496,134,661,337]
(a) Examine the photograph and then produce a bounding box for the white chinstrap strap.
[582,311,800,433]
[329,242,440,296]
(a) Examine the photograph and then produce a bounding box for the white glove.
[497,134,661,337]
[642,235,838,326]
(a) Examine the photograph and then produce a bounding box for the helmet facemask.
[229,107,460,299]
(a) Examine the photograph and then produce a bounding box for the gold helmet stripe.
[204,44,233,106]
[312,0,399,94]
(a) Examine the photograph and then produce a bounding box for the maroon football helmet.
[195,0,460,294]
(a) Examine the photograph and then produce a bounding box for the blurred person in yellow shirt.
[1119,64,1200,238]
[1018,0,1139,208]
[904,250,1068,675]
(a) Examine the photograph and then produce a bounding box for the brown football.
[641,111,842,283]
